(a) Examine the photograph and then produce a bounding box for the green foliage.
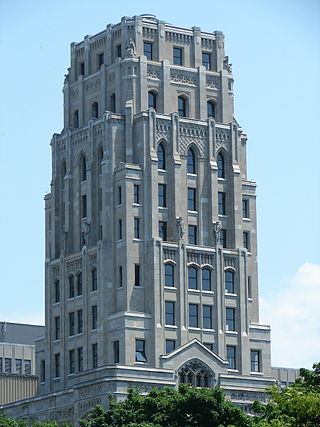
[0,413,27,427]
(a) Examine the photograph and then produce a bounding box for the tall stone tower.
[35,14,277,420]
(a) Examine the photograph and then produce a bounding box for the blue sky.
[1,0,319,368]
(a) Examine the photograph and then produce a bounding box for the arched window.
[217,152,225,178]
[80,155,87,181]
[165,264,174,287]
[225,270,234,293]
[187,148,196,174]
[110,94,116,113]
[97,146,103,175]
[207,101,215,118]
[157,143,166,170]
[92,102,98,118]
[148,91,157,109]
[73,110,79,128]
[178,360,214,388]
[188,266,198,289]
[61,161,67,189]
[178,96,187,117]
[202,268,211,291]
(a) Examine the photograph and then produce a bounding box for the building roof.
[0,322,44,346]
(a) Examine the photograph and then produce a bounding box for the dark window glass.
[98,147,103,174]
[118,219,122,240]
[202,52,211,70]
[248,276,252,299]
[135,339,147,362]
[189,304,198,327]
[158,184,166,207]
[54,280,60,303]
[78,347,83,372]
[98,188,102,212]
[226,308,235,331]
[114,341,120,363]
[69,275,75,298]
[111,94,116,113]
[92,267,97,291]
[69,349,75,374]
[178,96,187,117]
[92,305,98,330]
[159,221,167,240]
[218,192,226,215]
[173,47,183,65]
[187,148,196,174]
[80,62,85,76]
[225,270,234,293]
[188,188,196,211]
[134,184,140,204]
[148,91,157,109]
[227,346,236,369]
[54,316,60,340]
[243,231,250,250]
[24,360,31,375]
[202,268,211,291]
[118,186,122,205]
[98,53,104,66]
[165,301,175,325]
[204,342,213,351]
[134,264,140,286]
[74,110,79,128]
[81,155,86,181]
[77,309,83,334]
[203,305,213,329]
[166,340,176,354]
[119,266,123,287]
[16,359,22,374]
[188,266,198,289]
[69,312,75,336]
[117,45,121,57]
[92,102,98,118]
[54,353,60,378]
[92,343,98,368]
[220,229,227,248]
[144,42,153,60]
[242,199,249,218]
[40,360,45,382]
[157,143,166,170]
[134,217,140,239]
[81,195,87,218]
[188,225,197,245]
[217,152,225,178]
[207,101,215,118]
[77,273,82,296]
[165,264,174,287]
[5,358,12,374]
[251,350,261,372]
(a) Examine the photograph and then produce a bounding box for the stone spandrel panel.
[179,123,208,158]
[215,127,231,153]
[170,69,197,86]
[187,249,215,266]
[147,64,161,80]
[156,119,171,142]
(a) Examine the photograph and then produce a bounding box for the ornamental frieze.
[170,70,197,85]
[85,78,101,92]
[147,64,161,79]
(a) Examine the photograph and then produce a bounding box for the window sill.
[134,285,143,288]
[225,292,237,297]
[52,377,60,382]
[203,328,214,332]
[165,324,178,329]
[133,203,142,207]
[250,371,263,376]
[228,369,239,373]
[202,290,214,294]
[218,214,227,218]
[164,286,178,291]
[188,327,201,331]
[243,217,251,222]
[226,330,238,335]
[133,238,142,242]
[188,288,200,293]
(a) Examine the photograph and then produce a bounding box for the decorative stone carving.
[179,125,207,158]
[213,221,221,245]
[85,79,101,92]
[60,230,68,253]
[156,121,171,141]
[178,359,215,387]
[125,38,136,57]
[170,70,197,85]
[206,76,219,89]
[176,216,185,239]
[147,64,161,79]
[166,32,192,45]
[82,221,90,246]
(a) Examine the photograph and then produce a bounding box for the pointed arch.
[178,358,214,387]
[187,146,196,174]
[79,153,87,181]
[97,145,103,175]
[217,151,225,179]
[207,100,216,118]
[157,142,166,170]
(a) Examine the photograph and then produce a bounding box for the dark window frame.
[189,303,199,328]
[143,42,153,60]
[165,264,174,287]
[225,270,235,293]
[203,305,213,329]
[173,47,183,65]
[202,268,212,291]
[159,221,167,241]
[188,266,198,290]
[165,301,175,325]
[188,225,197,245]
[135,339,147,363]
[227,345,236,370]
[202,52,211,70]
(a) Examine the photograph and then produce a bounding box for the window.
[135,339,147,362]
[54,353,60,378]
[119,266,123,287]
[159,221,167,241]
[243,231,250,250]
[117,44,121,57]
[81,195,87,218]
[178,96,187,117]
[92,267,97,291]
[165,264,174,287]
[165,301,175,325]
[69,312,75,336]
[166,340,176,354]
[217,152,225,178]
[4,358,12,374]
[248,276,252,299]
[80,155,86,181]
[187,148,196,174]
[114,341,120,363]
[98,53,104,66]
[134,184,140,204]
[189,304,199,328]
[207,101,215,118]
[220,229,227,248]
[77,309,83,334]
[148,91,157,109]
[225,270,234,293]
[118,219,122,240]
[218,192,226,215]
[157,143,166,170]
[188,188,196,211]
[204,342,213,351]
[188,266,198,289]
[54,280,60,303]
[110,94,116,113]
[69,275,75,298]
[15,359,22,374]
[73,110,79,128]
[69,349,75,374]
[118,186,122,205]
[202,268,211,291]
[188,225,197,245]
[92,305,98,330]
[40,360,45,382]
[144,42,153,60]
[92,101,98,118]
[173,47,183,65]
[242,199,249,218]
[54,316,60,340]
[202,52,211,70]
[158,184,166,207]
[251,350,261,372]
[134,217,140,239]
[134,264,140,286]
[92,343,98,368]
[24,360,31,375]
[203,305,213,329]
[226,308,235,331]
[227,346,236,369]
[78,347,83,372]
[80,62,85,76]
[77,272,82,296]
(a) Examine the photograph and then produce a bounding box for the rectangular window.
[220,229,227,248]
[188,225,197,245]
[54,353,60,378]
[5,358,12,374]
[117,44,121,57]
[16,359,22,374]
[69,312,75,336]
[92,267,97,291]
[188,188,197,211]
[188,267,198,289]
[159,221,167,241]
[118,186,122,205]
[165,301,175,325]
[98,53,104,66]
[114,341,120,363]
[54,280,60,303]
[78,347,83,372]
[134,184,140,204]
[202,269,211,291]
[248,276,252,299]
[119,266,123,287]
[92,343,98,368]
[0,358,2,373]
[243,231,250,250]
[242,199,249,218]
[69,276,75,298]
[158,184,166,207]
[226,308,235,331]
[165,264,174,287]
[166,339,176,354]
[134,217,140,239]
[189,304,199,328]
[77,273,82,296]
[202,52,211,70]
[203,305,213,329]
[92,305,98,330]
[69,349,75,374]
[98,188,102,212]
[134,264,140,286]
[81,194,87,218]
[54,316,60,340]
[80,62,85,76]
[218,192,226,215]
[40,360,45,382]
[135,339,147,362]
[227,345,236,369]
[99,224,103,240]
[77,309,83,334]
[143,42,153,60]
[118,219,122,240]
[24,360,31,375]
[251,350,261,372]
[204,342,213,351]
[173,47,183,65]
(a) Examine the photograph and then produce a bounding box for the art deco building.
[3,14,298,424]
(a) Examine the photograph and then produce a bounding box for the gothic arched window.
[157,143,166,170]
[165,264,174,287]
[188,266,198,290]
[187,147,196,174]
[92,102,98,118]
[148,91,157,109]
[178,96,187,117]
[202,268,211,291]
[178,360,214,388]
[80,155,87,182]
[217,152,225,178]
[225,270,235,294]
[207,101,215,118]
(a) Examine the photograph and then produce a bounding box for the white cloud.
[260,263,320,369]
